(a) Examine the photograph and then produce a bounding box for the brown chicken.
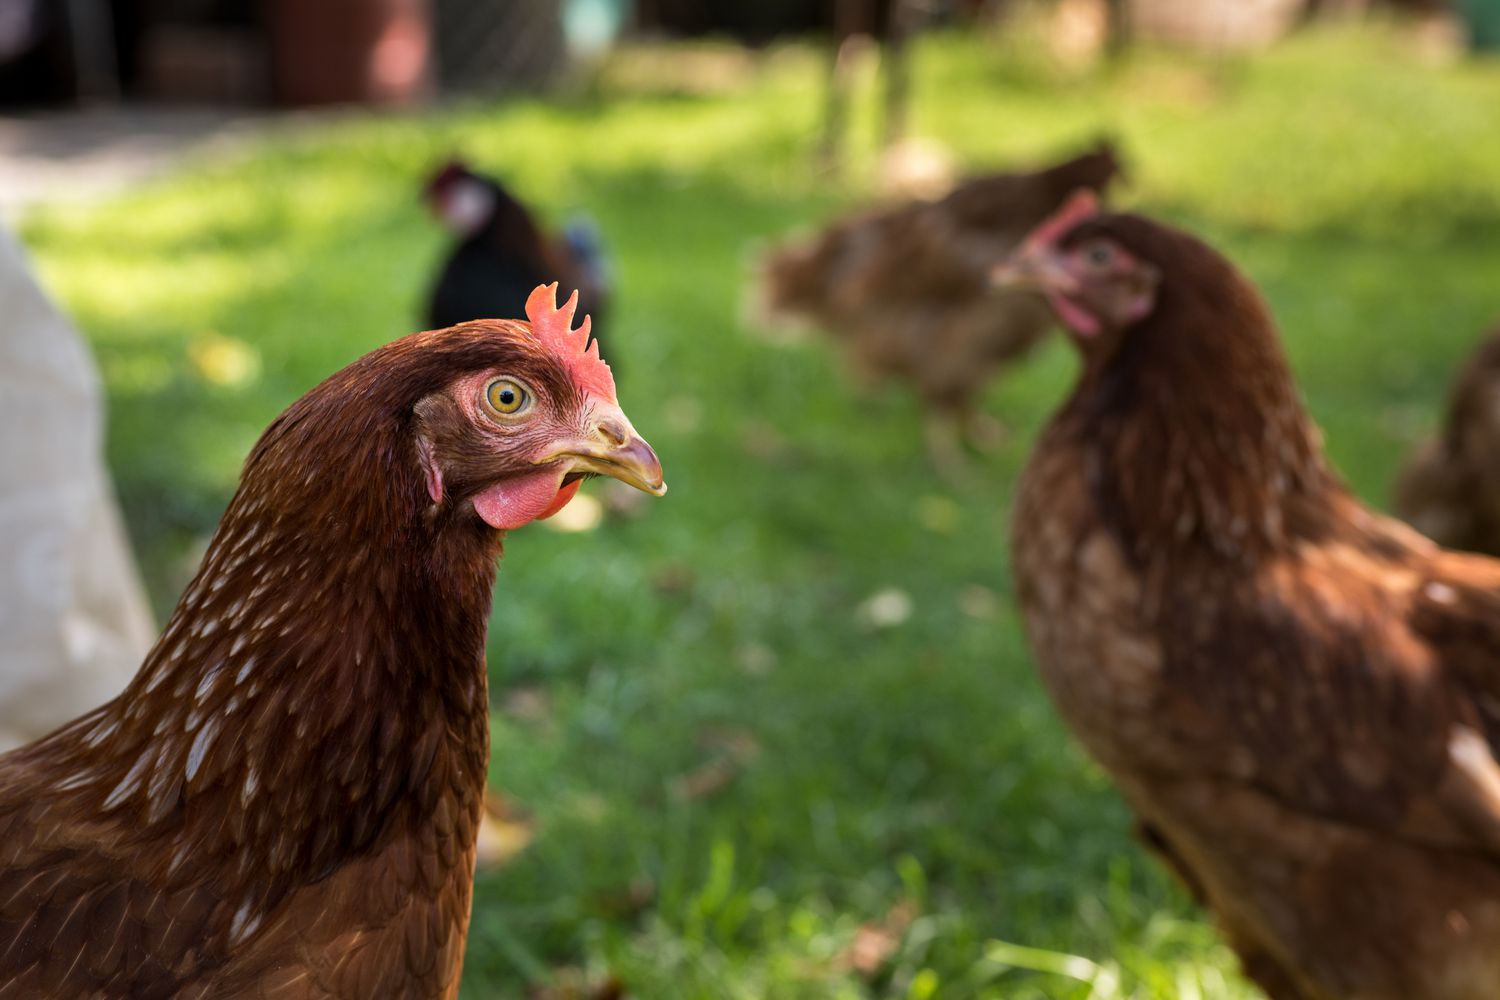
[759,141,1123,470]
[1395,322,1500,555]
[0,285,665,998]
[997,194,1500,1000]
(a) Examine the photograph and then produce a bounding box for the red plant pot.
[265,0,433,106]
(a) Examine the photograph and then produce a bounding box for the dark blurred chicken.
[425,161,611,355]
[759,142,1123,471]
[1395,321,1500,555]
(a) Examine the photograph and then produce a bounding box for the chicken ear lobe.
[416,433,444,504]
[1117,262,1162,327]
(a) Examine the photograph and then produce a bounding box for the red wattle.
[1048,292,1103,338]
[472,471,576,530]
[537,479,582,521]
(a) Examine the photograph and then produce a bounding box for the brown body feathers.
[1009,211,1500,999]
[1395,321,1500,556]
[0,307,661,999]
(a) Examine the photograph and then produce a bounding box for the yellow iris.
[486,378,528,415]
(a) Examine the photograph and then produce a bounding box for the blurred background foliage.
[15,13,1500,999]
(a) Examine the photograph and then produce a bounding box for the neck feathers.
[27,381,496,909]
[1067,259,1333,564]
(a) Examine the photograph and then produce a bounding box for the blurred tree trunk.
[1104,0,1131,57]
[818,0,865,169]
[883,0,917,147]
[818,0,917,169]
[1307,0,1373,17]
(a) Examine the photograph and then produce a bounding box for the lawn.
[19,21,1500,999]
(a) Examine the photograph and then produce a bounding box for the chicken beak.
[991,241,1080,297]
[540,402,667,496]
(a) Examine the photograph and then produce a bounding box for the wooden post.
[1104,0,1131,60]
[883,0,916,149]
[820,0,876,170]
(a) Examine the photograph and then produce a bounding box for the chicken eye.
[1085,242,1116,269]
[485,378,529,416]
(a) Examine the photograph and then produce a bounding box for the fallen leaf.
[651,563,696,596]
[669,728,761,801]
[857,587,913,629]
[736,642,777,676]
[529,969,626,1000]
[474,792,536,871]
[544,492,605,533]
[560,791,611,825]
[668,758,741,802]
[917,495,961,535]
[502,686,553,724]
[958,584,999,620]
[699,726,761,762]
[187,332,260,388]
[840,899,918,978]
[593,878,656,919]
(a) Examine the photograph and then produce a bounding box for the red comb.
[524,283,616,402]
[1026,189,1100,250]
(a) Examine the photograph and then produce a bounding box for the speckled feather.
[1014,214,1500,1000]
[0,316,599,998]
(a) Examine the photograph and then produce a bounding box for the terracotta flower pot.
[265,0,433,106]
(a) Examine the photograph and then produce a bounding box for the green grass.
[19,23,1500,998]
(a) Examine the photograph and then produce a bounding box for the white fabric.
[0,226,153,750]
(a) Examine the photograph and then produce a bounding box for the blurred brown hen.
[759,141,1122,469]
[0,286,664,998]
[1395,321,1500,555]
[1000,196,1500,999]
